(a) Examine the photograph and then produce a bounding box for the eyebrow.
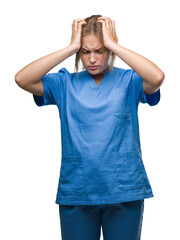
[81,47,103,51]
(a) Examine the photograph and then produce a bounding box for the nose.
[89,52,96,64]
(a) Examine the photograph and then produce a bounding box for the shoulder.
[58,67,70,77]
[58,67,80,79]
[113,67,134,87]
[115,66,133,75]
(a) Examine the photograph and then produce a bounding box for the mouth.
[88,66,99,70]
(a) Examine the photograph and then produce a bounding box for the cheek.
[101,54,110,65]
[80,56,86,65]
[98,55,105,63]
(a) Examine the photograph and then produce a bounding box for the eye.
[95,48,104,54]
[81,50,89,54]
[96,50,103,54]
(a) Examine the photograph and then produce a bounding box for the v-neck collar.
[85,67,114,96]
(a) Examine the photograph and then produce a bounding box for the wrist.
[105,41,118,52]
[68,44,80,54]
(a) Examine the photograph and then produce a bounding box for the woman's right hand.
[15,18,87,92]
[69,19,87,52]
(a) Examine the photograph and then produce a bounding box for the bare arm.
[15,19,87,96]
[15,46,78,96]
[106,43,165,94]
[97,16,165,95]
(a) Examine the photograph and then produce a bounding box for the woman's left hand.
[96,16,118,49]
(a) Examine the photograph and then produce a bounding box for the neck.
[92,65,110,81]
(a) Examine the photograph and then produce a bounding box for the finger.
[77,21,87,30]
[108,19,115,36]
[96,16,107,25]
[73,19,86,31]
[77,20,87,26]
[112,20,115,28]
[111,20,117,40]
[97,17,108,28]
[97,16,108,19]
[112,23,118,42]
[111,19,115,32]
[97,16,111,22]
[73,18,86,22]
[106,18,111,28]
[96,19,105,28]
[109,18,113,28]
[97,16,111,28]
[74,21,78,32]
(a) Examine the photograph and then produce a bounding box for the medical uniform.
[33,66,160,206]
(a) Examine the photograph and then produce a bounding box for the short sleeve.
[131,70,160,106]
[33,69,64,107]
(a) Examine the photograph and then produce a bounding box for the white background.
[0,0,179,239]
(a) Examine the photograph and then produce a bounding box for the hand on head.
[70,15,118,74]
[70,16,118,52]
[70,19,87,51]
[96,16,118,49]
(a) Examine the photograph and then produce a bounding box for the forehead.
[81,34,103,50]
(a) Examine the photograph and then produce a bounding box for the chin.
[88,68,103,76]
[89,71,100,75]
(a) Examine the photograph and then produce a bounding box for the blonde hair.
[75,14,116,74]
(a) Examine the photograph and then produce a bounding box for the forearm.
[109,43,165,86]
[15,44,78,87]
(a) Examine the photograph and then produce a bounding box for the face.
[80,34,111,76]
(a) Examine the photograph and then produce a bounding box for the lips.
[89,66,99,70]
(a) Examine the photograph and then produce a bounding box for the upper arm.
[26,80,44,97]
[16,68,66,107]
[31,68,67,107]
[16,77,44,97]
[131,69,161,106]
[33,71,64,107]
[142,79,161,95]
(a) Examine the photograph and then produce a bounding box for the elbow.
[15,72,21,83]
[157,71,165,84]
[15,72,24,88]
[150,72,165,93]
[154,71,165,89]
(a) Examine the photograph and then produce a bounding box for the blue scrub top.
[33,66,160,205]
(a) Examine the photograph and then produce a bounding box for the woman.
[15,15,165,240]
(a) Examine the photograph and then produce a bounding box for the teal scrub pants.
[59,199,144,240]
